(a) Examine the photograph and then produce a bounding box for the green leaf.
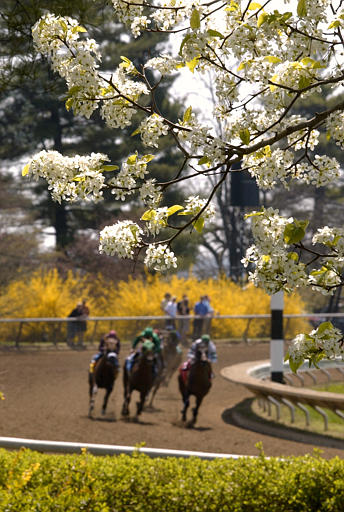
[297,0,307,17]
[283,220,308,244]
[239,128,250,145]
[120,55,132,66]
[141,209,156,221]
[72,25,87,33]
[186,56,200,73]
[183,106,192,123]
[65,98,73,111]
[207,29,224,38]
[248,2,262,10]
[190,9,200,30]
[328,20,341,28]
[317,321,334,335]
[101,165,119,172]
[179,34,192,56]
[22,163,30,177]
[193,217,205,233]
[198,156,211,166]
[298,75,311,89]
[167,205,184,216]
[127,154,138,165]
[264,56,282,64]
[142,154,155,163]
[257,12,268,27]
[288,355,304,374]
[67,85,82,96]
[244,211,264,219]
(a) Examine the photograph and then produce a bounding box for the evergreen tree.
[0,0,197,270]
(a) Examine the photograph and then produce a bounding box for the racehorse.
[178,345,212,427]
[147,329,182,408]
[121,339,155,420]
[88,342,119,418]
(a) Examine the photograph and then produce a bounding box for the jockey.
[89,330,120,373]
[127,326,163,376]
[180,334,217,383]
[187,334,217,364]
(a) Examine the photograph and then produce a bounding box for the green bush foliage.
[1,448,344,511]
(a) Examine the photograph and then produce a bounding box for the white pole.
[270,291,284,383]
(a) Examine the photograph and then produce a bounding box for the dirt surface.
[1,341,344,458]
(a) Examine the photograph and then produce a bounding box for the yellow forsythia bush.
[0,268,309,343]
[99,273,310,340]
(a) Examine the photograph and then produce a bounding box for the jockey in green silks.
[127,327,163,377]
[132,326,162,353]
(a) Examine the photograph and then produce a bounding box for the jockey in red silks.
[179,334,217,384]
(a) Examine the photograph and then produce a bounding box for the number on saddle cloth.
[106,351,119,369]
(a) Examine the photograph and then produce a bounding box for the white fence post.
[270,291,284,383]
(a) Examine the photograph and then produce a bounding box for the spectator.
[66,299,89,349]
[165,296,177,329]
[177,294,190,346]
[192,296,209,340]
[203,295,214,335]
[161,292,171,328]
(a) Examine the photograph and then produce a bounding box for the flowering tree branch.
[21,0,344,368]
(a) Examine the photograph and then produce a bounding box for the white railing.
[0,312,343,348]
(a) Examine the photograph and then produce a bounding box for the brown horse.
[178,345,212,427]
[88,347,119,418]
[147,330,182,408]
[121,340,155,420]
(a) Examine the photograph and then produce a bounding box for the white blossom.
[144,244,177,271]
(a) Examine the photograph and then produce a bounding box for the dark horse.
[148,329,182,408]
[178,346,212,427]
[121,340,155,420]
[88,349,119,418]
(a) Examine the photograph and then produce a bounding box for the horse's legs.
[148,380,160,408]
[101,387,113,416]
[181,393,190,422]
[88,384,98,418]
[190,395,204,426]
[135,390,146,419]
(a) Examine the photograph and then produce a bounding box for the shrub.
[0,448,344,511]
[0,268,309,343]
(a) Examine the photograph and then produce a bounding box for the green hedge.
[1,447,344,511]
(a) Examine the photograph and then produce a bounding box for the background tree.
[0,0,198,274]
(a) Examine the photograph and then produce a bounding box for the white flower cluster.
[25,150,108,203]
[297,156,341,187]
[326,112,344,149]
[243,208,308,293]
[287,128,319,151]
[183,195,216,221]
[313,226,344,253]
[32,14,102,119]
[144,56,180,75]
[289,323,344,366]
[308,266,342,295]
[144,244,177,272]
[243,148,294,189]
[144,207,169,236]
[139,115,169,148]
[99,221,143,259]
[139,179,162,208]
[109,154,155,201]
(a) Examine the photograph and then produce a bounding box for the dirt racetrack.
[1,341,344,458]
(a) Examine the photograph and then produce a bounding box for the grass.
[252,381,344,438]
